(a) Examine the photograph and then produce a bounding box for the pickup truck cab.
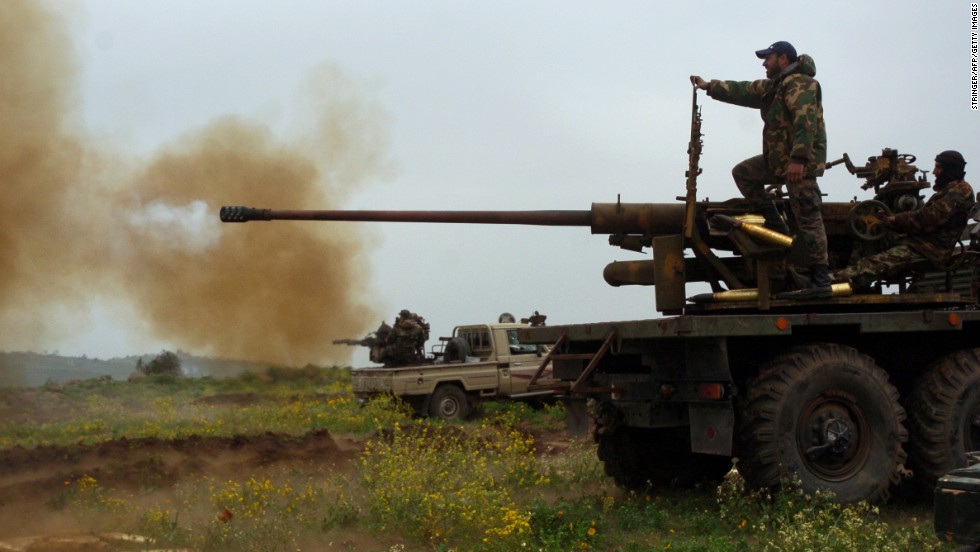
[352,322,554,420]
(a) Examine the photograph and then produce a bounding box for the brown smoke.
[0,1,387,365]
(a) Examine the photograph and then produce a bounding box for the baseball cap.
[755,41,797,60]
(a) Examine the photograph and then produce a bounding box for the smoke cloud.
[0,1,388,365]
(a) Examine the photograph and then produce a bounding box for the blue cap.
[755,41,797,60]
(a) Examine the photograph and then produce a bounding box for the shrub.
[715,465,942,552]
[138,351,183,377]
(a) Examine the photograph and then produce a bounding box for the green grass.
[0,366,402,448]
[1,368,954,551]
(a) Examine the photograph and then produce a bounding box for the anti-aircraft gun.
[333,311,430,368]
[220,89,980,505]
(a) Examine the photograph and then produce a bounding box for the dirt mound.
[0,430,357,541]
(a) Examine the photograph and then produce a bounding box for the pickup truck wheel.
[739,343,908,503]
[427,385,470,421]
[907,348,980,495]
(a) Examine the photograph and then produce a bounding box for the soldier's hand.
[690,75,709,90]
[886,212,915,232]
[785,161,804,184]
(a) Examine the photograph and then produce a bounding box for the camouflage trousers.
[732,155,829,267]
[834,243,930,289]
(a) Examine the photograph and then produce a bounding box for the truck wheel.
[443,337,471,363]
[739,343,908,503]
[594,410,729,489]
[595,426,653,489]
[907,348,980,495]
[427,385,471,421]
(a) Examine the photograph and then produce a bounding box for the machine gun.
[332,312,431,367]
[332,337,378,347]
[332,320,390,365]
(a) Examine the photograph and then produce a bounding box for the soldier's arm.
[706,79,770,109]
[892,182,975,233]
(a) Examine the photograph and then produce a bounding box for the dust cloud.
[0,1,388,365]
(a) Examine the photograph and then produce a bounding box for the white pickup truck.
[351,321,555,420]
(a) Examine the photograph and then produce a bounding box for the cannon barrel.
[220,203,687,236]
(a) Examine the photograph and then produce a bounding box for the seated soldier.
[834,150,974,289]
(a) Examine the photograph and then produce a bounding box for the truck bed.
[517,295,980,345]
[353,361,502,397]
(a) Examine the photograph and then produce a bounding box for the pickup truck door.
[504,355,542,395]
[501,328,550,394]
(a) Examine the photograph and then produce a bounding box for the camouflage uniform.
[835,179,975,288]
[384,310,430,366]
[706,54,829,267]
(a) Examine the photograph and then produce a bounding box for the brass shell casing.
[690,282,853,303]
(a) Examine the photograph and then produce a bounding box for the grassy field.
[0,367,953,551]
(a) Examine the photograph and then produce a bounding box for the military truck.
[220,90,980,504]
[343,316,555,421]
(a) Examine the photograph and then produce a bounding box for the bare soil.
[0,391,577,552]
[0,431,365,550]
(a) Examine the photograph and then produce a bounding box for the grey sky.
[55,0,979,364]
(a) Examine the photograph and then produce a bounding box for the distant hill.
[0,351,281,388]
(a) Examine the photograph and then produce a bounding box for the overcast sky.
[38,0,980,364]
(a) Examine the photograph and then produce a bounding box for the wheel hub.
[806,414,853,458]
[439,399,458,418]
[797,394,871,480]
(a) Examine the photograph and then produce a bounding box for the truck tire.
[427,384,471,421]
[443,337,471,363]
[593,403,729,489]
[595,426,729,489]
[739,343,908,503]
[907,348,980,495]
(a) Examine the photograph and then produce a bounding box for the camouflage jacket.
[707,54,826,179]
[891,179,975,260]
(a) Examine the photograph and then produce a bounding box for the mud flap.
[688,404,733,455]
[563,396,589,438]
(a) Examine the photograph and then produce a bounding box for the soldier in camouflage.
[384,309,430,366]
[691,41,831,299]
[834,151,974,290]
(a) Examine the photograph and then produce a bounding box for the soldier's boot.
[759,201,791,235]
[775,264,833,300]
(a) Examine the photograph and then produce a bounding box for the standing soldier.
[691,41,831,299]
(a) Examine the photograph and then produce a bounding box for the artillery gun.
[220,90,980,504]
